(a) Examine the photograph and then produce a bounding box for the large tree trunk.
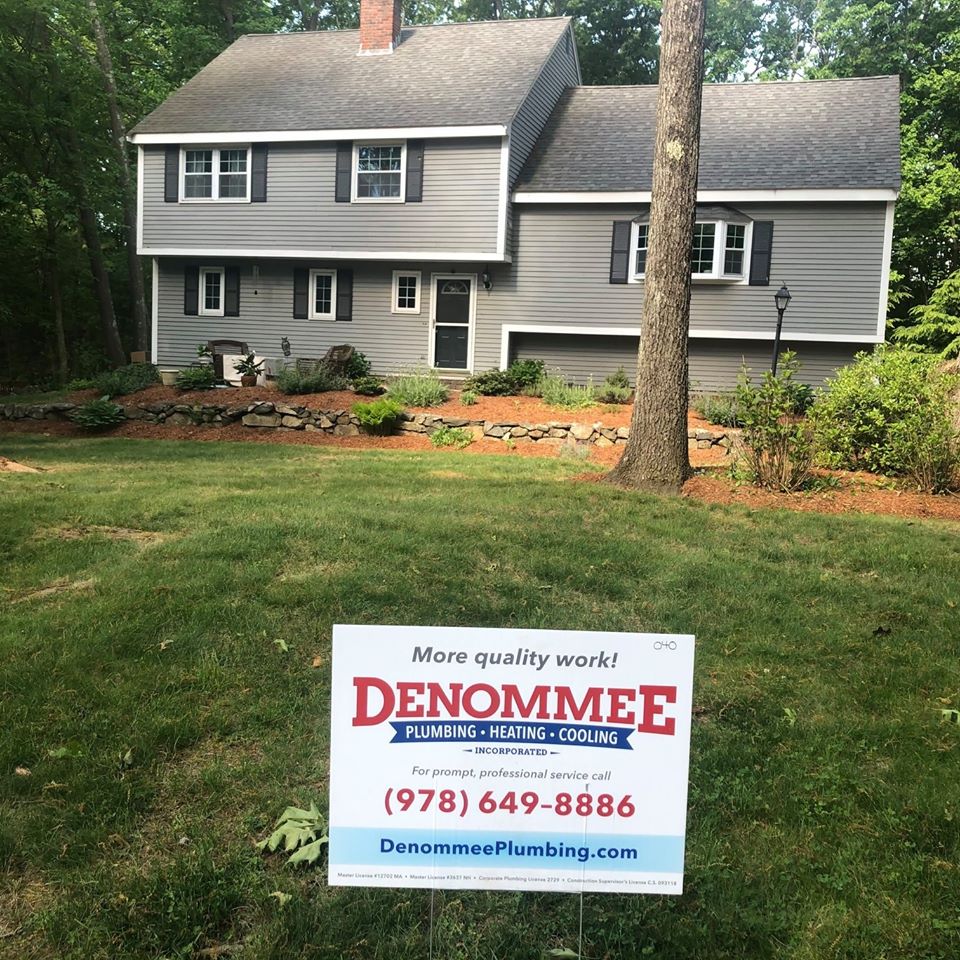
[77,202,126,366]
[607,0,706,494]
[86,0,149,354]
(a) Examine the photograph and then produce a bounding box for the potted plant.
[234,353,264,387]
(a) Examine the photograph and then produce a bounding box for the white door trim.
[429,273,477,373]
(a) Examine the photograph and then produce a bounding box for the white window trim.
[198,266,225,317]
[180,146,251,203]
[630,219,753,284]
[351,141,406,204]
[391,270,421,314]
[308,269,337,321]
[428,273,477,373]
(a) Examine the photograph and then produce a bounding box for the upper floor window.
[182,147,250,202]
[352,142,405,202]
[632,216,751,282]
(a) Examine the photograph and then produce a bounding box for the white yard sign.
[328,625,695,894]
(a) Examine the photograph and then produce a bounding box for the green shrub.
[66,377,97,391]
[464,359,546,396]
[430,426,473,448]
[463,368,516,396]
[506,358,545,389]
[70,396,125,430]
[810,347,959,488]
[734,353,814,492]
[175,366,217,391]
[93,363,160,397]
[596,369,633,404]
[352,397,404,434]
[351,375,385,396]
[894,269,960,358]
[276,362,348,395]
[344,351,372,381]
[694,392,743,428]
[387,369,448,407]
[460,389,478,406]
[538,374,598,410]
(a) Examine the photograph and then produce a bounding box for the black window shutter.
[164,146,179,203]
[609,221,632,283]
[336,268,353,321]
[335,142,352,202]
[406,140,424,202]
[293,268,308,319]
[224,267,241,317]
[251,145,268,202]
[749,221,774,286]
[184,265,199,315]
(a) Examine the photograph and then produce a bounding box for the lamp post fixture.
[771,283,792,375]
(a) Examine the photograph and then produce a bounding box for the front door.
[433,277,471,369]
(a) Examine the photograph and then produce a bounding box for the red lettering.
[501,684,551,720]
[636,685,677,736]
[606,687,637,725]
[352,676,394,726]
[426,682,463,718]
[555,686,603,723]
[396,682,425,718]
[462,683,500,718]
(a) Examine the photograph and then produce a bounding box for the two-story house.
[131,1,900,391]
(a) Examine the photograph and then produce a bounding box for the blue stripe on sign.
[330,827,684,873]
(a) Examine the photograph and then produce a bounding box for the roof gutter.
[512,188,900,203]
[128,124,508,145]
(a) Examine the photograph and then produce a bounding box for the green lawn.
[1,435,958,960]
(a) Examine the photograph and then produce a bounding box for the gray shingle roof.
[131,18,572,135]
[517,78,901,192]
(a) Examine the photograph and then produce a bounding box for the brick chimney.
[359,0,401,55]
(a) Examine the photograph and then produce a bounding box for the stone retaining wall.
[0,400,735,450]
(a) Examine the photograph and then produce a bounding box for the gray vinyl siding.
[505,30,579,255]
[142,138,502,253]
[156,258,477,371]
[509,332,865,391]
[473,201,888,370]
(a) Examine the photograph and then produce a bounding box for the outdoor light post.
[771,283,792,375]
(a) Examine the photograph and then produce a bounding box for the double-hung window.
[632,215,751,282]
[352,142,405,201]
[309,270,337,320]
[182,147,250,202]
[199,267,225,316]
[392,271,421,314]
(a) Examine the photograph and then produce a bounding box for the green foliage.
[459,389,478,406]
[595,367,633,404]
[351,375,385,396]
[895,270,960,357]
[175,366,217,391]
[92,363,160,397]
[734,353,814,492]
[810,347,960,491]
[275,363,347,395]
[65,377,96,391]
[430,426,473,448]
[69,396,124,430]
[694,392,744,428]
[387,369,448,407]
[538,374,598,410]
[344,351,372,381]
[352,397,404,433]
[233,353,263,377]
[257,802,329,867]
[464,359,546,396]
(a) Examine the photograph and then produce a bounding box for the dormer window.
[631,206,753,282]
[352,142,406,202]
[181,147,250,202]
